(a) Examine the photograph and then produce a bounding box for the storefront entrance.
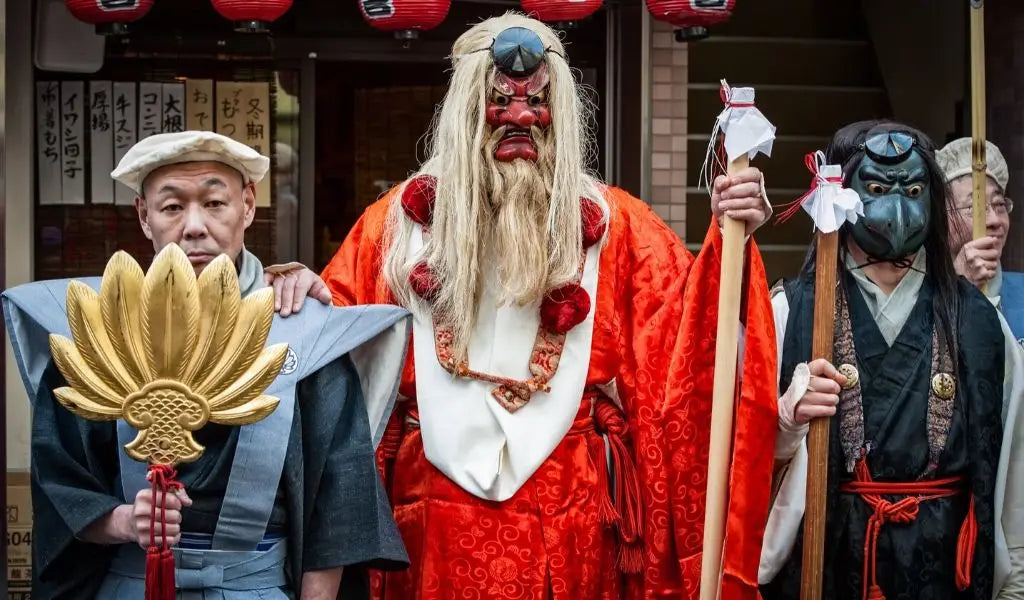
[27,0,613,276]
[312,55,607,269]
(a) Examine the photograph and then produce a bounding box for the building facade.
[2,0,1022,591]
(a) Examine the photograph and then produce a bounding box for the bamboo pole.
[699,153,749,600]
[798,231,839,600]
[970,0,988,294]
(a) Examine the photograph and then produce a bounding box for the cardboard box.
[7,471,32,599]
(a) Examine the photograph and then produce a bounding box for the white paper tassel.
[698,79,777,195]
[789,150,863,233]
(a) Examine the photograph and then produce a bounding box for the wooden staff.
[970,0,988,295]
[700,152,749,600]
[799,230,839,600]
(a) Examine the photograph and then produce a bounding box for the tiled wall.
[648,21,689,241]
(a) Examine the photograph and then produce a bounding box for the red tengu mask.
[486,62,552,163]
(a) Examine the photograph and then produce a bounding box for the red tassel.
[144,546,163,600]
[608,430,643,547]
[774,196,809,224]
[594,436,619,527]
[160,548,176,599]
[594,398,645,575]
[955,495,977,591]
[776,151,845,225]
[144,464,182,600]
[619,542,644,575]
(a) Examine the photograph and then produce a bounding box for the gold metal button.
[838,363,859,389]
[932,373,956,400]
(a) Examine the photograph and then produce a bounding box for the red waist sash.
[386,389,645,574]
[838,460,976,600]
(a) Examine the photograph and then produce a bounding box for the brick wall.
[648,21,689,241]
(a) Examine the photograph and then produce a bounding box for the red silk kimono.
[321,186,778,600]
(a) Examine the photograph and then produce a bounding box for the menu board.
[89,81,115,204]
[216,81,271,207]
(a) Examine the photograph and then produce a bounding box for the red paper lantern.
[210,0,293,33]
[521,0,602,27]
[645,0,735,40]
[358,0,451,41]
[64,0,154,36]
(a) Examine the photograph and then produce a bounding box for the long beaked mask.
[847,131,931,260]
[486,27,552,162]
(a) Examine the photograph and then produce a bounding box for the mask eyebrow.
[491,63,550,97]
[857,163,892,183]
[904,166,927,182]
[858,163,928,185]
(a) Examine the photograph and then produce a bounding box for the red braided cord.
[145,466,183,548]
[594,398,644,574]
[841,461,970,600]
[776,152,846,224]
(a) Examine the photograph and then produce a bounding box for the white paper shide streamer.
[699,79,777,194]
[798,150,863,234]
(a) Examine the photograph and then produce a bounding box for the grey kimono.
[2,259,412,599]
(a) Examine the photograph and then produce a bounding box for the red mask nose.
[503,101,538,129]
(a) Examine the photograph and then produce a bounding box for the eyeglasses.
[953,197,1014,216]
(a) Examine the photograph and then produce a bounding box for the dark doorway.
[311,28,609,270]
[313,61,450,269]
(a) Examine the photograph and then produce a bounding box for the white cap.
[111,131,270,194]
[936,137,1009,192]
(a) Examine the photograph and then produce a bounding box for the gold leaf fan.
[49,243,288,466]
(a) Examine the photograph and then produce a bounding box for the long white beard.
[482,126,556,306]
[385,123,583,363]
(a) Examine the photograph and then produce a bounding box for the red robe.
[321,186,778,599]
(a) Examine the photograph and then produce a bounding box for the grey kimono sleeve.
[29,363,124,598]
[299,355,409,572]
[3,292,123,598]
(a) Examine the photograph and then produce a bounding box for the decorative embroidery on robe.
[834,285,956,476]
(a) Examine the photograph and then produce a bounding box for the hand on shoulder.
[263,263,333,316]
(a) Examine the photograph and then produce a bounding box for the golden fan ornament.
[49,243,288,466]
[47,243,288,599]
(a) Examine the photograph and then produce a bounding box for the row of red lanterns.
[64,0,293,35]
[65,0,734,41]
[359,0,736,38]
[646,0,736,41]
